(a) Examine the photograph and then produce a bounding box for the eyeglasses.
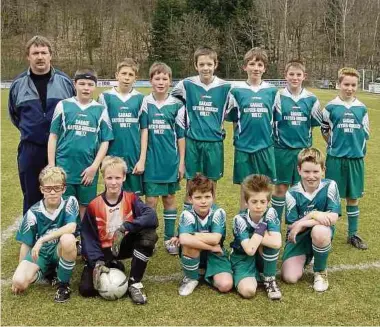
[41,185,65,193]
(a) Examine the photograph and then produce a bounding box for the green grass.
[1,88,380,326]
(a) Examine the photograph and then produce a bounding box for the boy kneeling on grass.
[281,148,341,292]
[230,174,282,300]
[177,174,233,296]
[79,156,158,304]
[12,166,78,303]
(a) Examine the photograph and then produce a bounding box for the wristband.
[254,222,267,237]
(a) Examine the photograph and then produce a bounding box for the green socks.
[271,195,285,222]
[262,247,280,277]
[163,209,177,241]
[347,205,359,237]
[180,255,200,280]
[312,243,331,272]
[57,257,75,283]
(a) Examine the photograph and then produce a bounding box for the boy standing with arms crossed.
[230,174,282,300]
[321,68,370,249]
[227,48,280,211]
[140,62,185,254]
[12,166,78,303]
[171,46,231,207]
[271,60,322,221]
[281,148,341,292]
[48,68,114,219]
[98,58,146,195]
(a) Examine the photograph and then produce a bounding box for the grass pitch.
[1,88,380,326]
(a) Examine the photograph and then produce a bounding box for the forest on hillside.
[2,0,380,80]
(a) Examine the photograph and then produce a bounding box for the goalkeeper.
[79,156,158,304]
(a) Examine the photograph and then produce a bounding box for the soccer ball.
[98,268,128,300]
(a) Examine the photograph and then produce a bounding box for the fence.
[1,79,289,89]
[5,79,379,92]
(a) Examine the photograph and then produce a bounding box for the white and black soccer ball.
[98,268,128,300]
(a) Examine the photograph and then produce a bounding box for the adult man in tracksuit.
[8,35,75,214]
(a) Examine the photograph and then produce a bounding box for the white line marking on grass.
[1,216,22,245]
[145,272,182,282]
[326,261,380,272]
[1,261,380,287]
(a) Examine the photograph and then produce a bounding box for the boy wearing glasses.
[12,166,79,303]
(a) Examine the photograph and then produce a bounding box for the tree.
[168,11,219,76]
[149,0,184,64]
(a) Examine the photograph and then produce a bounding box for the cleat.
[164,240,179,255]
[347,234,368,250]
[263,276,282,300]
[313,271,329,292]
[178,276,199,296]
[54,282,71,303]
[128,282,147,304]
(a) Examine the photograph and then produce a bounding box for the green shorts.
[64,183,97,206]
[282,226,335,265]
[230,251,264,287]
[325,155,364,199]
[144,181,180,197]
[233,146,277,184]
[274,147,302,185]
[204,249,233,284]
[185,138,224,181]
[123,173,144,196]
[24,244,59,275]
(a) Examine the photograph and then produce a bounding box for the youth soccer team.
[11,46,370,304]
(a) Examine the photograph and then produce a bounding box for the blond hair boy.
[12,166,79,302]
[282,148,341,292]
[79,156,158,304]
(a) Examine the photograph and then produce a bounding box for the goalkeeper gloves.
[111,224,127,257]
[93,260,110,290]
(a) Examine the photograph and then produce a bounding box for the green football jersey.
[140,94,185,183]
[16,196,79,255]
[227,81,279,153]
[274,88,322,149]
[321,97,370,158]
[98,88,144,173]
[285,179,341,225]
[171,76,231,142]
[178,204,226,244]
[230,207,280,254]
[50,97,114,184]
